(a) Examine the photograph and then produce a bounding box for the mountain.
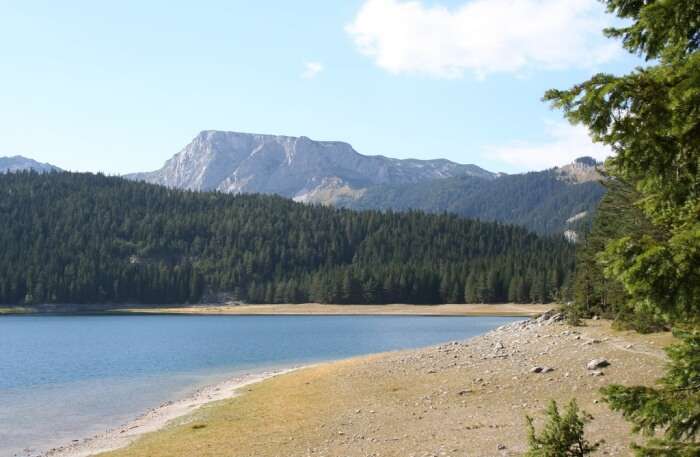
[0,172,574,306]
[0,155,61,174]
[126,130,495,201]
[336,157,606,235]
[127,132,605,235]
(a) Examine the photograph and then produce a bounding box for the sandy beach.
[116,303,552,317]
[65,314,672,457]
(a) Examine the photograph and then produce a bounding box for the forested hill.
[0,172,575,306]
[336,166,605,235]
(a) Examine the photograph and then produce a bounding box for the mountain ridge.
[0,155,61,174]
[337,161,605,234]
[128,131,606,234]
[125,130,496,200]
[8,131,606,236]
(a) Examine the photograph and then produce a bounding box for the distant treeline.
[0,172,575,306]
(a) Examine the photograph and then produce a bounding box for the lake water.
[0,314,519,456]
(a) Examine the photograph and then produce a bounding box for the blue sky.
[0,0,641,174]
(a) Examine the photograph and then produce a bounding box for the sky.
[0,0,642,175]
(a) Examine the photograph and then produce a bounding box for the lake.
[0,314,519,456]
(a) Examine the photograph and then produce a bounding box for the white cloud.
[301,61,324,79]
[346,0,618,78]
[485,121,611,170]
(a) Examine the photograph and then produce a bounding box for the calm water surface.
[0,314,519,456]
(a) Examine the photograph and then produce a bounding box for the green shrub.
[525,399,600,457]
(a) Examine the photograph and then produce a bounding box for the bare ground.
[116,303,553,317]
[96,317,672,457]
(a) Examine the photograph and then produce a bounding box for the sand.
[115,303,552,317]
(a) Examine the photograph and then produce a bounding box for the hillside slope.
[0,172,574,307]
[338,158,606,234]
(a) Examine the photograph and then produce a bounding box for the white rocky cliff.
[126,131,495,203]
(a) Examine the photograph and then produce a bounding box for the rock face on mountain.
[0,156,61,174]
[557,156,603,183]
[127,131,495,200]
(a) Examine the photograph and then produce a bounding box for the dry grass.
[100,320,673,457]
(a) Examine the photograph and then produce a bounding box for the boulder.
[587,359,610,370]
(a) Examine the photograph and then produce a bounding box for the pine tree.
[571,179,659,328]
[525,400,600,457]
[507,276,519,303]
[464,272,477,303]
[545,1,700,321]
[602,328,700,456]
[545,1,700,454]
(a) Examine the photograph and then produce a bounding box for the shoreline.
[40,367,302,457]
[20,311,670,457]
[114,303,553,317]
[98,317,674,457]
[26,312,528,457]
[1,303,553,317]
[5,311,529,457]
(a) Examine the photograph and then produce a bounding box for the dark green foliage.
[563,302,583,327]
[337,169,606,235]
[546,1,700,454]
[572,179,635,317]
[525,400,600,457]
[602,329,700,456]
[544,6,700,323]
[601,0,700,61]
[0,171,575,306]
[571,178,665,331]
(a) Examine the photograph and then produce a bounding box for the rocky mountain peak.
[556,156,603,183]
[126,130,495,202]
